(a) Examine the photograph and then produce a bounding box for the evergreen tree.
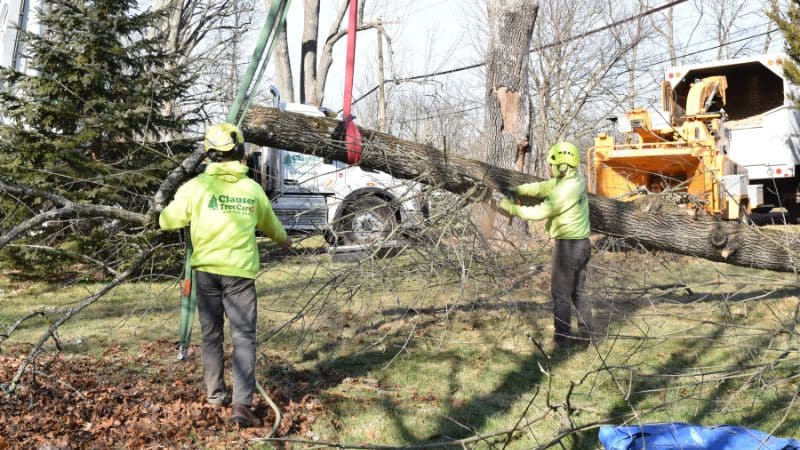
[0,0,196,276]
[770,0,800,102]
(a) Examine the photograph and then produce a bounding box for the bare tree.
[152,0,257,124]
[299,0,322,104]
[527,0,647,177]
[372,82,482,154]
[280,0,384,106]
[709,0,764,59]
[648,0,706,67]
[274,20,295,101]
[475,0,538,238]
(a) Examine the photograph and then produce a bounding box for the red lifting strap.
[342,0,362,164]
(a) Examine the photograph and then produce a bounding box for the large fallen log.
[243,106,800,273]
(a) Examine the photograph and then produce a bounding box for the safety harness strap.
[342,0,362,164]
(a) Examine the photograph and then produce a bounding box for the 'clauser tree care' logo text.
[207,195,256,215]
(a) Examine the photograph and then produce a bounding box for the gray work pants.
[195,271,257,406]
[551,238,592,344]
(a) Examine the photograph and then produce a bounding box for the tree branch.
[2,248,155,395]
[0,202,147,252]
[151,147,205,211]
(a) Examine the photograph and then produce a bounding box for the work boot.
[208,398,230,411]
[578,328,601,347]
[230,404,261,428]
[553,335,572,352]
[553,329,573,349]
[553,332,590,354]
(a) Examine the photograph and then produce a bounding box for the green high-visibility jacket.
[159,161,288,279]
[506,168,590,240]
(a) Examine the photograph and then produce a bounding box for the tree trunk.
[483,0,538,237]
[270,0,375,108]
[275,21,295,102]
[242,106,800,273]
[484,0,536,172]
[300,0,321,104]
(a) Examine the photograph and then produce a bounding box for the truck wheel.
[338,196,397,246]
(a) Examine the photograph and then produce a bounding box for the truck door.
[280,150,324,193]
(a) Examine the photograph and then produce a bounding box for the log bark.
[242,106,800,273]
[482,1,538,237]
[484,0,537,170]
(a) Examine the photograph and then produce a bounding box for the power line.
[396,104,483,125]
[352,0,689,106]
[394,27,780,124]
[618,28,777,77]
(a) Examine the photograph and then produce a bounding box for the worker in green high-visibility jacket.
[159,123,292,427]
[498,142,593,349]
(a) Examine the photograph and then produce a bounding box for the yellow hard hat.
[547,142,580,168]
[204,123,244,152]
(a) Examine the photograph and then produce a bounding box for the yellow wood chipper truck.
[589,54,800,223]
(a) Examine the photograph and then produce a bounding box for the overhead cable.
[351,0,690,106]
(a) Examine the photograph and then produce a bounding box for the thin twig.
[2,249,154,394]
[381,321,417,370]
[0,308,55,347]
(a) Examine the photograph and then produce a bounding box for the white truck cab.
[247,87,427,245]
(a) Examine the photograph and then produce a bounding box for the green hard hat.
[547,142,580,168]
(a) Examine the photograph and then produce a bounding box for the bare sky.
[282,0,479,110]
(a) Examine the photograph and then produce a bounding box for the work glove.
[279,236,293,251]
[498,197,517,216]
[144,207,162,231]
[500,185,522,202]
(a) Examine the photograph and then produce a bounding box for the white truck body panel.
[664,54,800,213]
[664,54,787,90]
[0,0,22,68]
[725,106,800,180]
[748,184,764,209]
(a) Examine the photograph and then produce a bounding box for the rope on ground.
[255,380,281,438]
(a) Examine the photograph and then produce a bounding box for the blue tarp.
[599,423,800,450]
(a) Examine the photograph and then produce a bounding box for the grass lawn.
[1,237,799,449]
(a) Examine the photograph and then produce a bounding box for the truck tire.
[337,196,397,246]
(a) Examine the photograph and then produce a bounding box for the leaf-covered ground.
[0,341,327,449]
